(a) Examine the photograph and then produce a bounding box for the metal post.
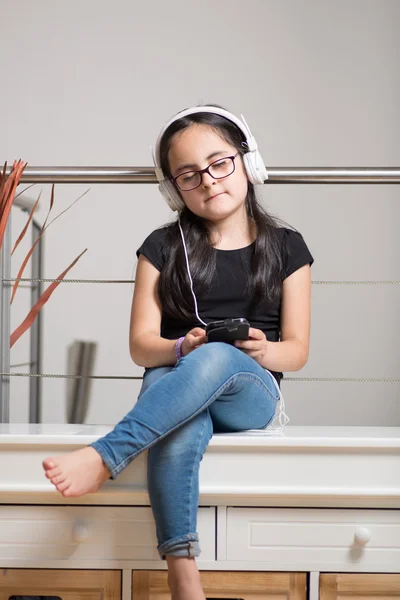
[0,221,11,423]
[29,219,43,423]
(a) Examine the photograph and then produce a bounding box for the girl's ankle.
[169,580,205,600]
[166,556,204,599]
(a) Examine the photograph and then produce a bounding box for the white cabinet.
[226,508,400,571]
[0,425,398,596]
[0,505,216,566]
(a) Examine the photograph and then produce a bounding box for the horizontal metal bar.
[2,282,38,288]
[4,166,400,184]
[1,372,143,380]
[2,278,400,285]
[1,372,399,383]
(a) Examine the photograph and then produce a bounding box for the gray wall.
[1,0,399,425]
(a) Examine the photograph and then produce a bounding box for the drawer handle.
[72,522,89,543]
[354,527,371,545]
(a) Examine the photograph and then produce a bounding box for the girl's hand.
[233,327,268,364]
[182,327,207,356]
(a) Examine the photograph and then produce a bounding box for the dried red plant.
[0,160,27,248]
[0,161,88,348]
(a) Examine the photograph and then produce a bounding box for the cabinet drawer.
[0,505,215,564]
[226,508,400,571]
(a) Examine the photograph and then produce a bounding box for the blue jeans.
[90,342,280,560]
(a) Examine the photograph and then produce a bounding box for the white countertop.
[0,424,399,508]
[0,423,399,447]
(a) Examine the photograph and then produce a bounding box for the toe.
[57,479,71,493]
[51,474,66,485]
[62,485,78,498]
[42,457,57,470]
[47,466,62,479]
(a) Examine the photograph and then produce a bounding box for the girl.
[43,104,313,600]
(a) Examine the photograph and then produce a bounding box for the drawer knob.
[72,522,89,543]
[354,527,371,545]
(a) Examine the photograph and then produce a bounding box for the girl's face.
[168,124,249,221]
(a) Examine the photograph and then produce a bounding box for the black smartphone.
[205,318,250,344]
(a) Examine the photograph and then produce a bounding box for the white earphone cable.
[178,217,208,327]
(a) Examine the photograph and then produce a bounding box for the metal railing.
[4,166,400,184]
[1,165,400,424]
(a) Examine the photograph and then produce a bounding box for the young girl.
[43,104,313,600]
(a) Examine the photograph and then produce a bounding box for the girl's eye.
[213,159,229,169]
[182,173,196,182]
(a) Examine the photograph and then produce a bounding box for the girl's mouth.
[206,192,224,201]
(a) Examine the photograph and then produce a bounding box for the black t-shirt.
[136,226,314,383]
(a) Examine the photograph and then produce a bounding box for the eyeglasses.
[171,152,240,191]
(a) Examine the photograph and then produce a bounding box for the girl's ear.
[242,149,268,184]
[158,179,185,212]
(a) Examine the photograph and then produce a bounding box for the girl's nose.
[201,171,216,185]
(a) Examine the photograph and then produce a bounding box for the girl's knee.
[177,342,239,388]
[186,341,237,369]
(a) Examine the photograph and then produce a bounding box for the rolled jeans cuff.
[89,441,119,480]
[158,533,201,560]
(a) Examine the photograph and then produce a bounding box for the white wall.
[1,0,399,425]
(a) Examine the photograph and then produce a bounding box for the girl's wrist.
[175,336,185,362]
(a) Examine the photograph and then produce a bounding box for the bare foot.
[42,446,111,497]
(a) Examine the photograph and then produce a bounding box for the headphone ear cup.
[159,180,185,212]
[243,150,268,184]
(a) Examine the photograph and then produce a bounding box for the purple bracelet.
[175,336,185,362]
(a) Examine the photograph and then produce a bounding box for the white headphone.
[152,106,268,212]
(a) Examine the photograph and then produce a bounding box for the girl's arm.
[130,255,207,368]
[129,255,177,367]
[234,264,311,372]
[264,263,311,371]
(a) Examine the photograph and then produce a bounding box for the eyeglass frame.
[170,151,241,191]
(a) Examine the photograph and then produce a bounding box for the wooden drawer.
[226,508,400,571]
[0,505,215,565]
[320,573,400,600]
[0,569,121,600]
[133,571,307,600]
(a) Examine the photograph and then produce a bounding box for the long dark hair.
[157,105,285,321]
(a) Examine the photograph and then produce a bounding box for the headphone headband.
[152,106,259,181]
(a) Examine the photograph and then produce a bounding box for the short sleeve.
[136,228,168,272]
[283,228,314,279]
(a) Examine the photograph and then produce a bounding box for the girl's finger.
[191,336,206,348]
[192,328,206,336]
[248,330,263,341]
[235,340,257,349]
